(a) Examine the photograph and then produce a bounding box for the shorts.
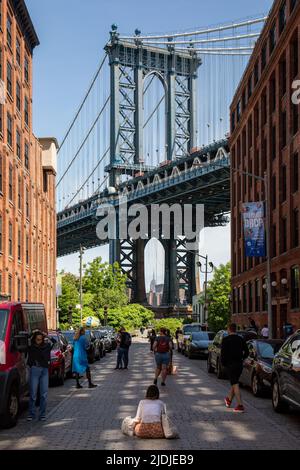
[155,352,170,367]
[225,363,243,386]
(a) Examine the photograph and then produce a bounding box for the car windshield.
[184,325,202,333]
[258,342,281,359]
[49,335,60,350]
[0,310,9,341]
[192,332,215,341]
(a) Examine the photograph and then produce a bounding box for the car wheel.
[57,365,65,386]
[207,355,214,373]
[216,359,225,379]
[272,377,289,413]
[0,384,19,429]
[252,373,263,397]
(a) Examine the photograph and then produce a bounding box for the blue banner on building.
[242,202,266,257]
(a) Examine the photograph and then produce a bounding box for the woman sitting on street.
[134,385,166,439]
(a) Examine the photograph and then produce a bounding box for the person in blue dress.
[72,327,97,389]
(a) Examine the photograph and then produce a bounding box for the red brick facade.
[0,1,57,328]
[230,0,300,338]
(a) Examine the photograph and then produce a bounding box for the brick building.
[230,0,300,337]
[0,0,57,328]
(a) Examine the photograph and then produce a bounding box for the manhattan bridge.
[57,15,267,311]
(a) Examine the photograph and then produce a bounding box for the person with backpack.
[153,328,173,387]
[115,327,132,370]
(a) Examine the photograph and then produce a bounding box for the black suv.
[272,330,300,413]
[207,329,258,379]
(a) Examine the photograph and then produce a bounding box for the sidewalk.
[1,340,300,450]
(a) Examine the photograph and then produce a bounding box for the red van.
[0,303,48,428]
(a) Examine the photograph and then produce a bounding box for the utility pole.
[79,245,84,326]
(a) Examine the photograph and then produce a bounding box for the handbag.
[121,416,136,437]
[161,407,179,439]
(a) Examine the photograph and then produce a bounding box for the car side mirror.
[13,333,29,353]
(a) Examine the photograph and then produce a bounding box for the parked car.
[207,329,258,379]
[184,331,216,359]
[48,331,73,386]
[85,330,101,363]
[62,330,75,349]
[272,330,300,413]
[96,330,113,352]
[0,303,48,428]
[177,323,206,354]
[93,330,106,358]
[239,339,283,396]
[102,327,117,350]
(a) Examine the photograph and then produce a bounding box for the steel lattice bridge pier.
[57,139,230,305]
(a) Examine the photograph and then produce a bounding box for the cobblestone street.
[1,340,300,450]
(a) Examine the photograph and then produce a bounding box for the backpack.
[156,336,170,353]
[123,333,132,347]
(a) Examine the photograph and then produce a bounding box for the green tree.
[106,304,155,332]
[58,272,80,327]
[153,318,183,337]
[205,263,231,332]
[82,257,128,314]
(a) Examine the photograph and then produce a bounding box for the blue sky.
[25,0,273,287]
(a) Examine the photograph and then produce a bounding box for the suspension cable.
[119,16,267,40]
[56,96,111,188]
[58,54,108,153]
[141,32,260,46]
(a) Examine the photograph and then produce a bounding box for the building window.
[0,216,2,252]
[279,2,287,34]
[269,24,276,55]
[0,155,2,193]
[9,222,13,257]
[16,129,21,159]
[261,44,267,71]
[270,75,276,113]
[254,106,259,138]
[290,0,297,11]
[248,117,253,148]
[281,111,287,149]
[16,81,21,112]
[7,112,12,147]
[243,285,247,313]
[236,100,241,122]
[17,278,21,301]
[6,15,12,48]
[291,35,299,79]
[8,275,12,300]
[248,76,252,100]
[16,38,21,66]
[7,61,12,96]
[272,175,277,209]
[26,235,29,265]
[293,102,299,135]
[263,277,268,311]
[24,97,29,126]
[231,111,235,132]
[24,56,29,83]
[272,225,277,258]
[255,279,260,312]
[26,282,29,302]
[18,229,21,261]
[25,141,29,169]
[291,266,300,309]
[293,209,299,248]
[281,165,287,202]
[281,218,287,253]
[254,61,259,86]
[249,282,253,313]
[271,125,276,159]
[26,186,29,218]
[9,164,13,201]
[280,57,287,97]
[262,93,267,125]
[18,175,21,210]
[293,153,299,193]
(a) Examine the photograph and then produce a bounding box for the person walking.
[72,327,97,389]
[149,329,156,352]
[175,327,181,351]
[115,327,132,370]
[166,329,174,375]
[27,330,56,421]
[133,385,166,439]
[261,324,269,339]
[221,323,249,413]
[153,328,173,387]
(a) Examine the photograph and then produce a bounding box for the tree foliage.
[153,318,183,337]
[105,304,155,332]
[58,272,80,326]
[205,263,231,332]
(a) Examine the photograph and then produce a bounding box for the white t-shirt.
[134,399,166,424]
[261,327,269,337]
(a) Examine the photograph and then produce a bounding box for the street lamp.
[197,256,214,324]
[79,245,85,325]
